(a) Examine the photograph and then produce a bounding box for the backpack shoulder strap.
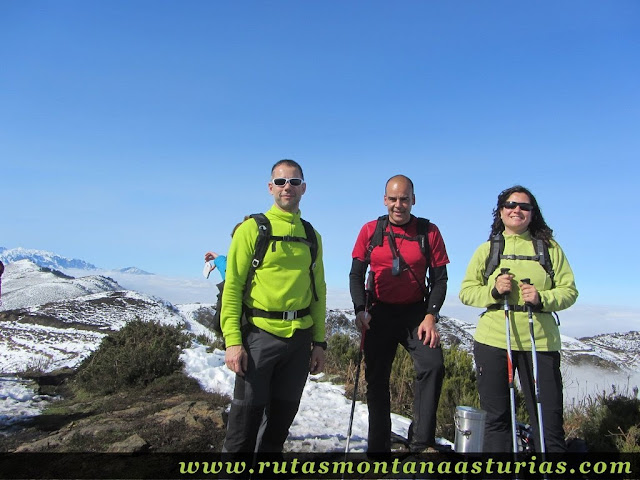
[243,213,319,302]
[301,218,319,301]
[533,237,555,286]
[484,233,504,284]
[364,215,388,264]
[243,213,271,299]
[415,217,431,261]
[482,233,555,286]
[415,217,432,292]
[300,219,318,265]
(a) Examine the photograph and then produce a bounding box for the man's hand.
[417,314,440,348]
[355,311,371,332]
[310,346,325,375]
[225,345,248,376]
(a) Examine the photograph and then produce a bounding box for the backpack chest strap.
[500,254,541,261]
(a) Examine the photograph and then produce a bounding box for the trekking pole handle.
[365,270,375,296]
[521,278,534,308]
[500,268,511,310]
[356,271,374,351]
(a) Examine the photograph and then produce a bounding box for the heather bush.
[75,319,190,395]
[565,388,640,452]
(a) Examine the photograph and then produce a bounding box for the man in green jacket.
[221,159,327,453]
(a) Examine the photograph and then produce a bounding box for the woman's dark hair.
[489,185,554,244]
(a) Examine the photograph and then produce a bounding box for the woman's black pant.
[474,341,566,453]
[364,302,445,452]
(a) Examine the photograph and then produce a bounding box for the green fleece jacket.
[221,205,327,347]
[459,231,578,351]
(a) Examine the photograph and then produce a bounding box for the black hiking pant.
[364,301,445,452]
[474,341,566,453]
[222,324,312,453]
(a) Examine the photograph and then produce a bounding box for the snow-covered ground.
[0,297,424,450]
[0,377,57,434]
[180,343,415,452]
[0,331,415,452]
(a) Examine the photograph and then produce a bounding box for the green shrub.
[327,334,535,444]
[567,390,640,452]
[387,345,483,441]
[75,319,191,395]
[390,346,415,418]
[437,345,480,441]
[386,345,529,442]
[194,331,224,352]
[615,424,640,453]
[326,334,360,376]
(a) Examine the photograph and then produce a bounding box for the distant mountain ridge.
[0,247,151,275]
[0,247,97,271]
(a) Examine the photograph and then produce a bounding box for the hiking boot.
[409,443,437,453]
[409,443,449,454]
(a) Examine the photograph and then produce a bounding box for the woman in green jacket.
[459,185,578,453]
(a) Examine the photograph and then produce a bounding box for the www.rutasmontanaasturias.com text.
[177,455,633,478]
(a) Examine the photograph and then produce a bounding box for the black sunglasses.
[272,177,304,187]
[503,201,533,211]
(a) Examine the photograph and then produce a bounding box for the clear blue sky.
[2,1,639,310]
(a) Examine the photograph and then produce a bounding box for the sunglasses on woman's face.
[503,201,533,211]
[271,177,304,187]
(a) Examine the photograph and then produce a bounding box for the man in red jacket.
[349,174,449,453]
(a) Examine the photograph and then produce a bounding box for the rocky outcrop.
[1,370,229,454]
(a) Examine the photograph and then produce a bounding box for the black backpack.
[364,215,432,297]
[211,213,319,337]
[483,233,555,286]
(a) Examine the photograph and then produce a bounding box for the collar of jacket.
[501,230,532,241]
[268,204,302,223]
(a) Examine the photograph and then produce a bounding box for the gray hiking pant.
[222,324,312,453]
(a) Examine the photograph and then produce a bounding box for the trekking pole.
[345,271,373,456]
[521,278,546,454]
[0,260,4,307]
[501,268,519,454]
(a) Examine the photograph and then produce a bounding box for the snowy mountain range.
[0,258,637,379]
[0,260,188,373]
[0,247,151,276]
[0,247,98,271]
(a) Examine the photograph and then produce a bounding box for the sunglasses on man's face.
[502,201,533,211]
[271,177,304,187]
